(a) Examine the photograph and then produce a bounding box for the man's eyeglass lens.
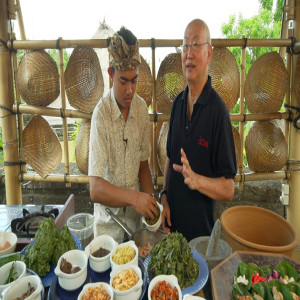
[181,42,209,52]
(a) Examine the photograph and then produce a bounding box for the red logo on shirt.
[198,136,209,148]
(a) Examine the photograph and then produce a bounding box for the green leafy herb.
[5,262,19,284]
[22,218,77,276]
[148,232,199,289]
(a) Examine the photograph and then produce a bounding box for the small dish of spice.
[54,249,88,291]
[142,202,163,232]
[85,235,118,273]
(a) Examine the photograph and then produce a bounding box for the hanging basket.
[16,50,60,107]
[208,47,240,112]
[157,121,169,174]
[156,53,186,114]
[245,120,288,172]
[22,115,62,178]
[65,46,104,113]
[75,119,91,175]
[136,56,152,107]
[245,51,288,113]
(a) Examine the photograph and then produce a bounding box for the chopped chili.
[251,272,265,285]
[150,280,179,300]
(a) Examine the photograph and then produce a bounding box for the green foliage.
[221,0,282,75]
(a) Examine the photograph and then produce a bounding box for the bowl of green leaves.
[0,260,26,295]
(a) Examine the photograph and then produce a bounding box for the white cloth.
[89,88,150,243]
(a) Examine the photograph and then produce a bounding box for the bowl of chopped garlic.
[110,264,143,300]
[110,240,138,271]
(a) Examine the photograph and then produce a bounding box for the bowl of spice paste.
[85,235,118,273]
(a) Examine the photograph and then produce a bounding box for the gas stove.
[0,204,63,238]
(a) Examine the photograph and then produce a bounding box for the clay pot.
[220,205,298,257]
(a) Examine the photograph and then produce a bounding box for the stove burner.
[11,205,59,237]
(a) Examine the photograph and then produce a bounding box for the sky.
[16,0,260,41]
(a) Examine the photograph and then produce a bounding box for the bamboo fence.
[7,37,295,189]
[1,0,299,206]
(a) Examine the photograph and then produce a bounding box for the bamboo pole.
[0,1,22,204]
[58,39,71,187]
[151,39,158,190]
[22,173,89,184]
[11,34,26,174]
[15,0,26,40]
[13,104,289,123]
[13,104,92,119]
[239,43,246,190]
[8,38,293,51]
[21,170,287,185]
[286,0,300,245]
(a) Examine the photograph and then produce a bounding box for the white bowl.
[2,275,43,300]
[77,282,114,300]
[0,232,17,255]
[110,240,138,271]
[142,202,163,232]
[110,264,143,300]
[54,249,88,291]
[0,260,26,294]
[85,235,118,273]
[183,294,206,300]
[148,274,182,300]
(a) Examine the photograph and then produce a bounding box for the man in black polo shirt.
[160,19,237,242]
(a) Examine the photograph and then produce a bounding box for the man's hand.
[161,194,171,233]
[134,192,159,219]
[173,148,198,190]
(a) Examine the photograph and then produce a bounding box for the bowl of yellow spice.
[110,240,138,271]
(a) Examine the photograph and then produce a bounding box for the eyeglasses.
[180,42,209,52]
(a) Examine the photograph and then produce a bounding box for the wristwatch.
[159,189,167,202]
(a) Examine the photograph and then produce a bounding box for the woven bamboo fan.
[22,115,62,178]
[156,53,186,114]
[16,50,60,106]
[295,55,300,105]
[136,56,152,107]
[245,51,288,113]
[75,119,91,175]
[157,121,169,174]
[245,120,288,172]
[65,46,104,113]
[232,126,241,167]
[208,47,240,112]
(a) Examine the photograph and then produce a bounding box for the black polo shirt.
[166,76,237,242]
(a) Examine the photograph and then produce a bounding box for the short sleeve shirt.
[89,88,150,242]
[166,76,237,241]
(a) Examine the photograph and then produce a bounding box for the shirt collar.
[110,88,137,121]
[181,75,212,106]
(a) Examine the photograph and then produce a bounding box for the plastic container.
[67,213,94,249]
[189,236,232,270]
